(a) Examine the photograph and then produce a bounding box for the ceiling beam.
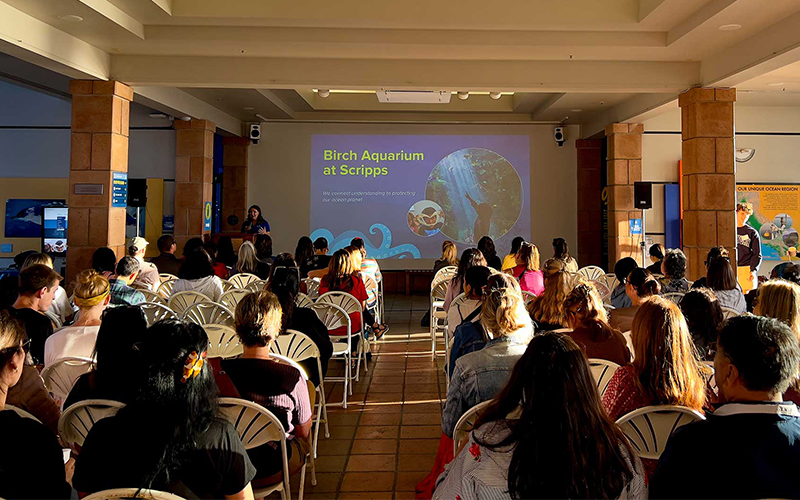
[77,0,145,39]
[112,56,700,93]
[0,2,110,80]
[639,0,667,22]
[132,86,243,135]
[581,93,678,138]
[528,93,567,119]
[255,89,295,119]
[151,0,173,15]
[667,0,737,46]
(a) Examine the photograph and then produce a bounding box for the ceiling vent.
[376,90,451,104]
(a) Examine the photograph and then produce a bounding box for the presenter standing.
[736,202,761,293]
[241,205,270,237]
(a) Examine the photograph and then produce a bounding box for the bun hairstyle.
[74,269,110,308]
[563,283,616,342]
[516,242,540,271]
[649,243,665,260]
[627,267,660,298]
[234,290,282,348]
[481,272,533,339]
[528,258,571,328]
[552,237,570,260]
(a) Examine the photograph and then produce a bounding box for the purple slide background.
[310,135,530,259]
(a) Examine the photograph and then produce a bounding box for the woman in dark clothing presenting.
[241,204,270,235]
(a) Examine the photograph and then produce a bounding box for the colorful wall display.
[736,184,800,261]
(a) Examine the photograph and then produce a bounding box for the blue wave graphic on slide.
[311,223,421,259]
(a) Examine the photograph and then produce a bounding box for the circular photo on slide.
[774,213,793,232]
[407,200,445,237]
[760,223,779,241]
[425,148,522,244]
[784,228,799,248]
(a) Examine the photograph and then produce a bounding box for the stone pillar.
[67,80,132,283]
[605,123,643,271]
[576,139,603,268]
[174,119,216,250]
[221,137,250,233]
[679,88,736,281]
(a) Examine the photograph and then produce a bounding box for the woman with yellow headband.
[43,269,110,366]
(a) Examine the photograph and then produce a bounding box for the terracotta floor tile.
[394,490,418,500]
[404,392,441,402]
[355,425,399,440]
[316,438,352,456]
[399,439,440,455]
[328,425,357,440]
[305,472,343,493]
[402,413,442,426]
[359,412,402,426]
[400,425,442,439]
[313,454,348,473]
[398,453,436,472]
[346,454,397,472]
[402,402,442,414]
[351,439,398,455]
[338,492,394,500]
[367,383,404,393]
[366,392,404,404]
[396,471,425,491]
[340,472,395,492]
[327,412,361,427]
[359,402,404,413]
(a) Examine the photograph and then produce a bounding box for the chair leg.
[299,461,307,500]
[313,387,322,459]
[309,447,317,486]
[430,316,436,359]
[342,353,349,408]
[321,385,330,439]
[354,341,362,383]
[279,486,287,500]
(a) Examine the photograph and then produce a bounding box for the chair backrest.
[362,272,378,305]
[588,358,621,398]
[310,302,352,340]
[183,301,234,327]
[58,399,125,451]
[295,292,314,308]
[41,356,95,408]
[270,353,310,381]
[615,405,705,460]
[129,282,151,292]
[303,278,320,299]
[156,279,176,299]
[601,273,620,293]
[448,293,469,316]
[204,324,243,359]
[159,273,178,283]
[220,289,251,312]
[721,306,739,320]
[662,292,685,304]
[271,329,321,364]
[521,290,536,305]
[431,279,450,302]
[245,279,267,293]
[4,404,42,423]
[578,265,605,282]
[453,399,494,454]
[218,397,288,449]
[589,280,612,301]
[229,273,260,289]
[433,266,457,287]
[83,488,186,500]
[137,289,165,305]
[317,291,362,330]
[702,360,717,394]
[167,291,208,316]
[220,279,236,293]
[140,302,179,327]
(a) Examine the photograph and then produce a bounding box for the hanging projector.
[376,90,451,104]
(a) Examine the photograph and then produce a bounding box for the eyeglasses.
[1,338,30,356]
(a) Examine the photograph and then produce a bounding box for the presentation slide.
[310,135,530,259]
[737,184,800,261]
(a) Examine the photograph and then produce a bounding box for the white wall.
[248,122,579,269]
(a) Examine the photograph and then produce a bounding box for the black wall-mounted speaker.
[127,179,147,207]
[634,181,652,210]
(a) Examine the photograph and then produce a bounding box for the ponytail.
[481,273,533,338]
[627,268,660,298]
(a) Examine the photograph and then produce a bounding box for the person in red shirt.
[507,242,544,295]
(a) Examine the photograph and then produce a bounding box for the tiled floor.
[285,293,446,500]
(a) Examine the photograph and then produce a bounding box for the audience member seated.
[44,269,109,365]
[608,268,660,332]
[603,297,706,479]
[753,279,800,337]
[706,252,746,314]
[691,246,726,289]
[267,261,333,386]
[442,273,533,438]
[108,256,146,306]
[501,236,524,271]
[345,245,379,316]
[73,319,256,498]
[302,237,331,279]
[172,249,225,301]
[351,237,382,284]
[678,288,722,360]
[507,242,544,295]
[216,236,238,269]
[610,257,638,309]
[563,283,631,366]
[435,240,460,275]
[64,306,148,408]
[650,315,800,499]
[22,252,73,328]
[182,237,205,258]
[659,248,690,294]
[294,236,314,278]
[443,248,487,312]
[527,258,571,331]
[646,242,664,275]
[128,236,160,291]
[204,240,230,279]
[477,236,502,271]
[771,260,800,281]
[223,291,313,487]
[92,246,117,280]
[552,237,579,272]
[447,266,493,376]
[434,333,645,500]
[149,234,182,276]
[255,234,274,266]
[232,241,270,280]
[13,264,60,364]
[0,308,71,499]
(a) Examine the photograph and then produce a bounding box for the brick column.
[221,137,250,233]
[67,80,132,283]
[576,139,603,268]
[679,88,736,281]
[174,119,215,250]
[605,123,644,270]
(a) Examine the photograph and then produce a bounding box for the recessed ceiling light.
[719,24,741,31]
[243,106,255,110]
[768,82,786,86]
[489,92,502,100]
[570,109,583,112]
[317,89,331,98]
[457,92,469,101]
[57,14,84,22]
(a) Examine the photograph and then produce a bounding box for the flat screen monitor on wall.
[42,206,68,257]
[309,134,531,259]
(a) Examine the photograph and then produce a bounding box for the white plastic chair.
[615,405,705,459]
[84,488,186,500]
[203,324,243,359]
[137,289,165,305]
[41,356,95,409]
[662,292,685,304]
[220,289,251,312]
[702,360,717,394]
[156,279,177,300]
[589,280,612,301]
[220,279,235,293]
[159,273,178,283]
[432,266,457,287]
[588,358,620,398]
[430,278,451,358]
[229,273,260,289]
[600,273,620,294]
[302,278,320,299]
[296,292,314,308]
[129,282,152,292]
[219,398,302,500]
[310,302,352,408]
[444,293,470,381]
[140,302,179,326]
[453,399,493,454]
[521,290,536,305]
[578,265,605,282]
[317,291,368,378]
[245,279,267,293]
[58,399,125,451]
[182,301,234,328]
[167,291,208,316]
[721,306,739,320]
[5,404,42,423]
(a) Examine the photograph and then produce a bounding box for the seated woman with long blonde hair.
[562,283,631,366]
[527,258,571,331]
